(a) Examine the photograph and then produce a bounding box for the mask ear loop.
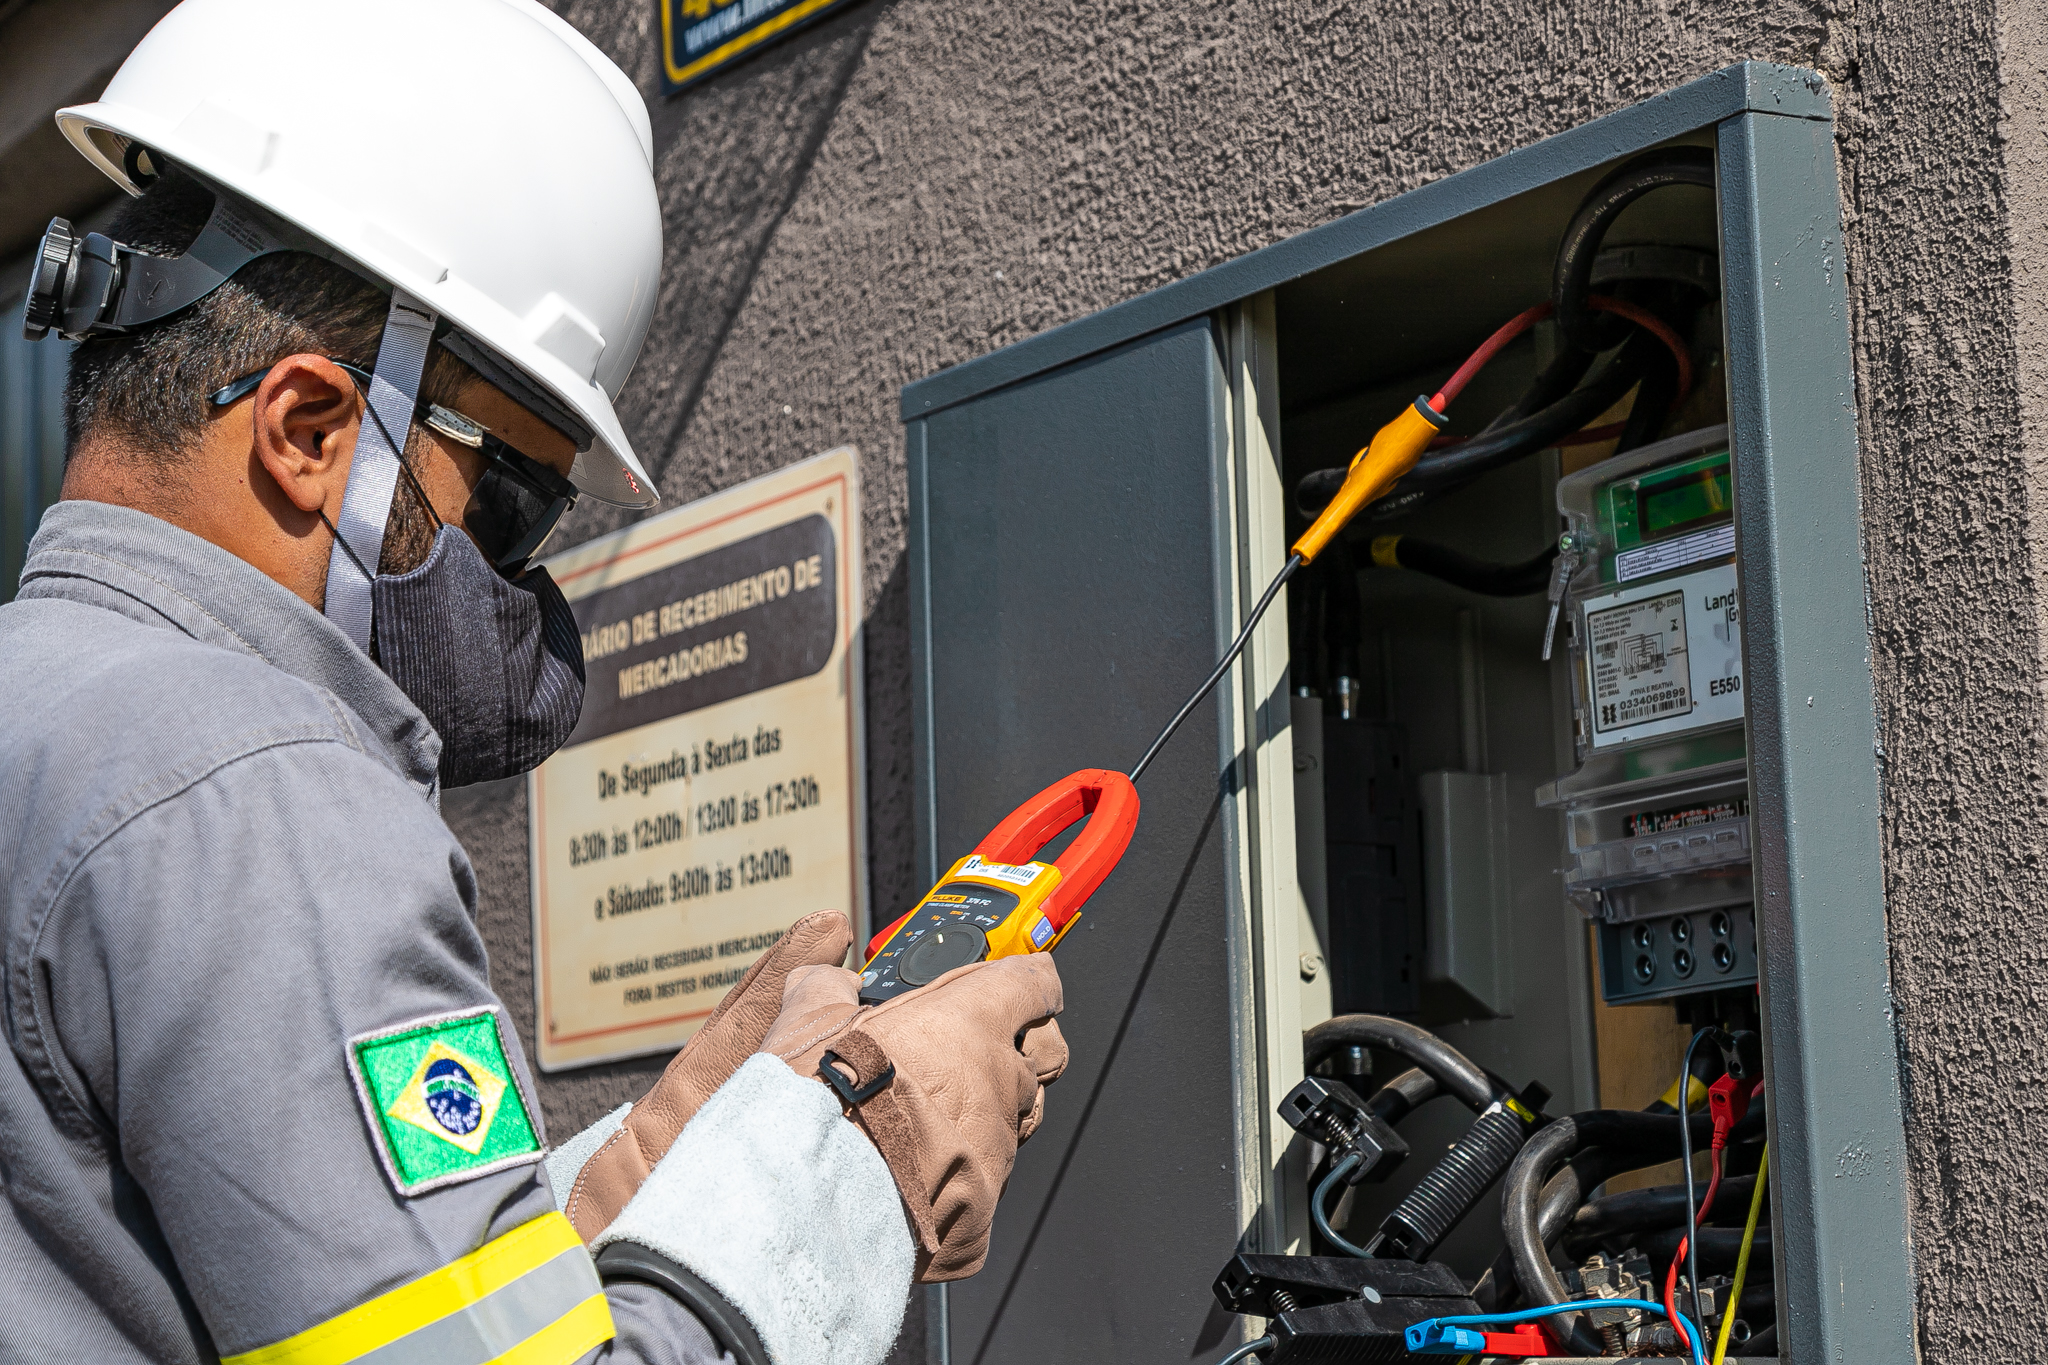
[397,460,447,532]
[322,293,438,650]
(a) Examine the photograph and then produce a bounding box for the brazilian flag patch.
[347,1006,543,1196]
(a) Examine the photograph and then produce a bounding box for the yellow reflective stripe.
[224,1212,601,1365]
[493,1294,614,1365]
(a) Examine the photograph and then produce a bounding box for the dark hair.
[63,165,472,571]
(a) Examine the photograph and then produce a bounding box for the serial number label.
[1579,561,1744,749]
[1589,588,1692,731]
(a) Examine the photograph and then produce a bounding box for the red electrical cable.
[1588,294,1695,409]
[1662,1146,1725,1357]
[1424,294,1696,446]
[1430,301,1554,410]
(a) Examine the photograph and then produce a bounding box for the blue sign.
[659,0,866,93]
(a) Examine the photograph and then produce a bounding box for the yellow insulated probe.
[1290,397,1449,564]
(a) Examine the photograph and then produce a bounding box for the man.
[0,3,1067,1364]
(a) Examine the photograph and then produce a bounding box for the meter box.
[1540,427,1756,1002]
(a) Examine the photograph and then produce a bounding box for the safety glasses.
[209,360,578,578]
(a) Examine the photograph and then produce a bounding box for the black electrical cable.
[1128,552,1303,784]
[1215,1335,1275,1365]
[1290,340,1642,522]
[1638,1224,1774,1276]
[1365,330,1662,518]
[1291,332,1657,525]
[1471,1145,1613,1310]
[1364,1067,1439,1126]
[1312,1151,1369,1257]
[1303,1015,1494,1112]
[1566,1176,1760,1244]
[1292,151,1716,526]
[1359,535,1557,597]
[1499,1119,1610,1355]
[1552,147,1716,355]
[1499,1109,1720,1349]
[1676,1027,1715,1344]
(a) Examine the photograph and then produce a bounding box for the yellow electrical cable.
[1711,1143,1769,1365]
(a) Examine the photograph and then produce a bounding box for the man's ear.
[250,355,364,516]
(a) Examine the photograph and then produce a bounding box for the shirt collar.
[17,499,442,795]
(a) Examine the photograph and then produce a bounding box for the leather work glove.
[759,954,1068,1281]
[563,909,855,1241]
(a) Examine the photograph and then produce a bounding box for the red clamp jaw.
[859,770,1140,1003]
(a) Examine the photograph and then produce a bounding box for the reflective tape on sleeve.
[222,1211,614,1365]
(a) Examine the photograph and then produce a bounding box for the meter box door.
[906,318,1249,1365]
[905,62,1911,1365]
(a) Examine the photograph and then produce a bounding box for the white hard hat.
[53,0,663,510]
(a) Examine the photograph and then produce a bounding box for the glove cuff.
[594,1053,913,1365]
[544,1100,632,1214]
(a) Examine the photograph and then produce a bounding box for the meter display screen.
[1637,466,1731,540]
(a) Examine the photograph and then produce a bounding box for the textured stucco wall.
[435,0,2048,1356]
[1851,0,2048,1357]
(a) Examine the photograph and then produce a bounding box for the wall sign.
[530,447,866,1070]
[658,0,866,94]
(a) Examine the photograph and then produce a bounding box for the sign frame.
[528,446,867,1071]
[657,0,868,95]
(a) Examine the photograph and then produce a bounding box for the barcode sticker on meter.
[1589,588,1692,731]
[960,855,1046,887]
[1580,561,1743,749]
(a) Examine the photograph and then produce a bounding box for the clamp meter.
[858,769,1140,1005]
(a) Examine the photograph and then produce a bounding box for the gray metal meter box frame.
[900,63,1911,1365]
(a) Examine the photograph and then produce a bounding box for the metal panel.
[909,317,1249,1365]
[902,62,1829,423]
[1719,110,1917,1362]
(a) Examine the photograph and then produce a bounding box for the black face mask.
[372,525,586,788]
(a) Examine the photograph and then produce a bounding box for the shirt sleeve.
[25,736,724,1364]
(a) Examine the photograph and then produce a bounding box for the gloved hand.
[760,954,1068,1280]
[563,909,855,1240]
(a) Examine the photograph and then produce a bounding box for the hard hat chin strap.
[325,291,438,651]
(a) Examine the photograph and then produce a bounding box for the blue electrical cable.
[1310,1151,1370,1258]
[1404,1300,1707,1365]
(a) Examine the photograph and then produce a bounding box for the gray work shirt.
[0,501,720,1365]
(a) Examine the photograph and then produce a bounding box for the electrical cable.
[1128,552,1303,784]
[1712,1144,1771,1365]
[1215,1334,1275,1365]
[1553,146,1716,355]
[1364,1067,1440,1126]
[1406,1300,1707,1365]
[1673,1027,1718,1356]
[1303,1015,1495,1112]
[1311,1150,1369,1257]
[1664,1146,1723,1362]
[1498,1108,1724,1353]
[1359,535,1557,597]
[1423,295,1694,429]
[1564,1175,1759,1243]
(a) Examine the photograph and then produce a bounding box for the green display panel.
[1598,447,1732,552]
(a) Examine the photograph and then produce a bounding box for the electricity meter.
[1538,425,1758,1002]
